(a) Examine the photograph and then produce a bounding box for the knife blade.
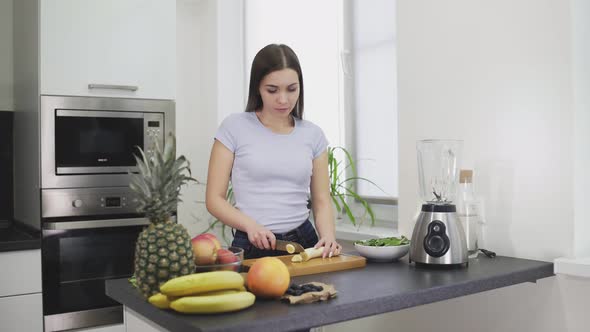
[275,240,305,253]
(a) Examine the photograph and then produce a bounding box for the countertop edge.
[300,262,555,328]
[0,240,42,252]
[107,259,554,332]
[0,223,42,252]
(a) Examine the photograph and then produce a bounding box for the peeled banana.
[286,243,296,254]
[291,247,340,262]
[170,291,256,314]
[160,271,244,297]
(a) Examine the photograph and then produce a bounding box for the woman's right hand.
[245,224,276,250]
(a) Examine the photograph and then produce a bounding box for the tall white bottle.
[457,170,482,258]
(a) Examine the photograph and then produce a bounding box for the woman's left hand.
[314,236,342,258]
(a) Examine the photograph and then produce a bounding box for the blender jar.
[416,139,463,204]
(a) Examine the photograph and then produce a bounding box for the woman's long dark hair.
[245,44,304,119]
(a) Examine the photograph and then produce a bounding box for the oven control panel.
[42,188,142,218]
[144,113,165,157]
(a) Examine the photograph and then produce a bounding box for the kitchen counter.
[0,222,41,252]
[106,255,553,332]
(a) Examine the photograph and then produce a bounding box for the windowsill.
[334,219,398,241]
[554,257,590,278]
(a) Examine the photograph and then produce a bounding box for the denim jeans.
[231,219,319,259]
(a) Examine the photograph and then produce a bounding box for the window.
[244,0,398,229]
[345,0,398,200]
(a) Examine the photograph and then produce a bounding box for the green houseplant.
[328,146,381,226]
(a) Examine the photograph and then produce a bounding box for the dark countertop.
[106,255,553,332]
[0,221,41,252]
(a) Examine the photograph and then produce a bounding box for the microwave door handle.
[88,84,139,92]
[43,218,150,230]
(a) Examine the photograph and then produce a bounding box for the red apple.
[193,233,221,251]
[216,248,239,271]
[191,237,217,265]
[216,248,238,264]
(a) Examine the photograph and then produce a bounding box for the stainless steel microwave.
[41,95,175,189]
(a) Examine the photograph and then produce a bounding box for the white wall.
[326,0,589,331]
[0,0,13,110]
[175,0,217,237]
[571,0,590,258]
[396,0,574,261]
[216,0,245,124]
[176,0,244,243]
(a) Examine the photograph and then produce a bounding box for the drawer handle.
[88,83,138,91]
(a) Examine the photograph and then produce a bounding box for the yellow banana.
[148,293,177,309]
[194,289,241,297]
[170,291,256,314]
[160,271,244,296]
[149,289,243,309]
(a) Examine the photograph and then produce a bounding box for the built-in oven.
[42,217,148,332]
[39,95,175,331]
[41,95,175,189]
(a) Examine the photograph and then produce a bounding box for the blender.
[409,139,468,267]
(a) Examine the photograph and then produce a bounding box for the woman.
[205,44,342,259]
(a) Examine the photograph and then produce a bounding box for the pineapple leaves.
[128,133,198,223]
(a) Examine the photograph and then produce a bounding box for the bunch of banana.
[148,271,255,314]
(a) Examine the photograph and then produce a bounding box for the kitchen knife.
[275,240,305,253]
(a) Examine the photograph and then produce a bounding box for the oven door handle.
[43,218,150,230]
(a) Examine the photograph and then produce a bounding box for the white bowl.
[354,243,410,262]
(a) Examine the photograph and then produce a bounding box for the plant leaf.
[327,145,384,227]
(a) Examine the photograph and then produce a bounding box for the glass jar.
[457,169,482,258]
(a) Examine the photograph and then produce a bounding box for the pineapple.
[130,134,197,299]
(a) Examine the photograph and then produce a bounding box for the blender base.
[409,204,469,267]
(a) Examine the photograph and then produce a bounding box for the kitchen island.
[106,255,553,332]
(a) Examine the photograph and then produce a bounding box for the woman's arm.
[310,150,342,258]
[205,140,276,250]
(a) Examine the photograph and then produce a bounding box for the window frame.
[342,0,398,206]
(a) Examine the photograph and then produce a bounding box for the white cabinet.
[125,307,168,332]
[0,249,42,297]
[0,250,43,331]
[0,293,43,332]
[40,0,175,100]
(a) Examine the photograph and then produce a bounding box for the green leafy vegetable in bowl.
[354,236,410,247]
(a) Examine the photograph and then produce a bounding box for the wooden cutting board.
[242,254,366,276]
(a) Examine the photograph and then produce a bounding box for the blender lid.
[421,204,456,213]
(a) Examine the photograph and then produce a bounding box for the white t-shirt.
[214,111,329,233]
